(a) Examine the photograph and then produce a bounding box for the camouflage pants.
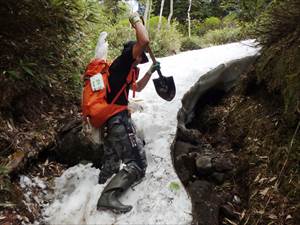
[99,110,147,183]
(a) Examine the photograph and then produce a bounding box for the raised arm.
[129,12,150,60]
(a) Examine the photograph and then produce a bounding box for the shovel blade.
[153,76,176,101]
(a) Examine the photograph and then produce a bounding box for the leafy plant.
[106,20,134,60]
[106,16,182,58]
[199,27,243,47]
[0,163,10,193]
[147,16,168,37]
[180,36,202,51]
[169,181,180,191]
[204,17,222,29]
[255,0,300,126]
[222,13,238,28]
[151,21,182,57]
[0,0,107,93]
[221,0,271,22]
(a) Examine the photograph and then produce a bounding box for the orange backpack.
[81,58,138,128]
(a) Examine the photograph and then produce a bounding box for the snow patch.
[42,40,259,224]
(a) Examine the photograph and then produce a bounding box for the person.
[96,12,160,214]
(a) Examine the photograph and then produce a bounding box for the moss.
[169,182,181,192]
[256,37,300,126]
[255,0,300,127]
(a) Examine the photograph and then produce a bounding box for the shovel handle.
[146,46,156,63]
[146,46,164,78]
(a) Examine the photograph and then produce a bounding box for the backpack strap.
[131,67,138,98]
[111,66,139,104]
[126,66,139,98]
[111,82,128,104]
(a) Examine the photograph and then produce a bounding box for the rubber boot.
[97,169,137,213]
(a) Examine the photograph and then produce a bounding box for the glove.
[129,12,142,27]
[147,62,160,74]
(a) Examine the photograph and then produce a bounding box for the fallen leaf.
[256,210,265,215]
[7,121,13,131]
[254,173,261,183]
[259,177,268,183]
[250,190,258,200]
[259,187,270,196]
[0,203,15,208]
[268,214,278,220]
[233,195,241,204]
[7,151,25,173]
[286,215,292,220]
[269,176,277,183]
[224,218,238,225]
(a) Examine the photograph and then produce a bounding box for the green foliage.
[107,16,181,58]
[198,27,243,47]
[0,164,8,176]
[0,0,106,94]
[221,0,271,22]
[197,16,222,35]
[184,16,232,37]
[187,20,202,36]
[150,21,182,57]
[148,16,168,37]
[0,164,10,192]
[204,16,222,28]
[222,13,238,27]
[239,22,256,39]
[169,181,180,191]
[153,0,225,23]
[255,0,300,126]
[102,0,130,24]
[180,36,202,52]
[255,0,300,47]
[107,20,134,60]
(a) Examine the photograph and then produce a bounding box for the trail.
[42,40,259,225]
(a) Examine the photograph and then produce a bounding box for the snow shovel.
[147,46,176,101]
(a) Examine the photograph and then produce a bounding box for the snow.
[43,40,259,224]
[19,175,47,221]
[20,176,34,188]
[20,175,47,190]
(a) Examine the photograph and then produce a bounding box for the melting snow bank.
[19,175,48,223]
[41,40,259,225]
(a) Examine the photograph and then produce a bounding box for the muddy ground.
[173,72,299,225]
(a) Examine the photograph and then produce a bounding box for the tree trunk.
[167,0,173,28]
[147,0,152,32]
[157,0,165,32]
[144,0,150,27]
[188,0,192,38]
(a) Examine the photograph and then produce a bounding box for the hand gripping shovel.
[147,46,176,101]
